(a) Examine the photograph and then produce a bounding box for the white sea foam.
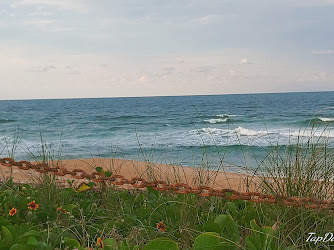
[204,118,228,124]
[200,128,228,134]
[234,126,259,136]
[216,114,238,118]
[319,117,334,122]
[280,129,334,138]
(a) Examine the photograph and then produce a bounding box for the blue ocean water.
[1,91,334,171]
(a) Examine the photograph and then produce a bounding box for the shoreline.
[0,158,262,192]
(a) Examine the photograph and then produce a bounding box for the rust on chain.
[1,157,334,211]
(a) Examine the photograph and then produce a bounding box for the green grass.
[0,169,333,249]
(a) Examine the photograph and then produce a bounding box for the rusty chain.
[1,157,334,211]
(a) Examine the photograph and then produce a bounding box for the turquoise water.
[1,91,334,171]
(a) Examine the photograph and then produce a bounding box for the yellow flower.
[97,237,104,247]
[9,208,17,216]
[27,200,39,210]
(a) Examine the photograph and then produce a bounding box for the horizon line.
[1,89,334,102]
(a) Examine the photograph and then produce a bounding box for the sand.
[0,158,262,192]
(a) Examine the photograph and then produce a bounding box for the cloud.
[23,19,56,29]
[229,70,240,77]
[29,64,56,72]
[188,15,222,25]
[240,58,250,64]
[10,0,88,13]
[191,66,215,73]
[176,58,185,64]
[137,75,147,83]
[312,50,334,55]
[163,67,176,71]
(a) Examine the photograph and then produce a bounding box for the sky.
[0,0,333,100]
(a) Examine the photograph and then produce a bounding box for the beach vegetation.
[0,123,334,249]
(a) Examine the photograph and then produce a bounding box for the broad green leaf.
[64,237,80,248]
[36,242,48,250]
[22,230,40,238]
[214,214,227,229]
[193,232,221,250]
[10,244,34,250]
[144,238,179,250]
[104,171,112,177]
[203,221,222,234]
[245,235,261,250]
[225,215,239,243]
[262,226,274,236]
[95,167,103,173]
[226,202,238,215]
[250,219,261,232]
[27,236,38,246]
[0,217,11,227]
[120,240,130,250]
[1,226,13,244]
[104,238,118,250]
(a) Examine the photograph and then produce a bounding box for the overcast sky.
[0,0,333,100]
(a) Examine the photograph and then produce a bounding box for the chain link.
[1,158,333,210]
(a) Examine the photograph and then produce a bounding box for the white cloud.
[176,58,185,64]
[11,0,88,13]
[23,19,56,29]
[191,66,215,73]
[229,70,240,77]
[240,58,250,64]
[312,50,334,55]
[137,75,147,83]
[29,64,56,72]
[188,15,222,25]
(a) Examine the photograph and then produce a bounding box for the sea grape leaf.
[95,167,103,173]
[144,238,179,250]
[246,235,261,250]
[193,232,222,250]
[203,221,222,234]
[27,236,38,246]
[1,226,13,244]
[64,237,80,248]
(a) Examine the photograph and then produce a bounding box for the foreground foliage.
[0,172,333,250]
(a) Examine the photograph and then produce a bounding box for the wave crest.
[204,118,228,124]
[319,117,334,122]
[234,126,259,136]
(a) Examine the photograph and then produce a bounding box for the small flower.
[9,208,17,216]
[156,222,167,232]
[97,237,104,247]
[27,200,39,210]
[272,221,280,231]
[21,186,26,191]
[57,207,67,214]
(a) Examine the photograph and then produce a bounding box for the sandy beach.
[0,158,262,192]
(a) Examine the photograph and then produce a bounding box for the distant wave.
[204,118,228,124]
[292,117,334,126]
[0,119,16,124]
[319,117,334,122]
[198,126,266,137]
[216,114,238,118]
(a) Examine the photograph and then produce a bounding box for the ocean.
[1,91,334,172]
